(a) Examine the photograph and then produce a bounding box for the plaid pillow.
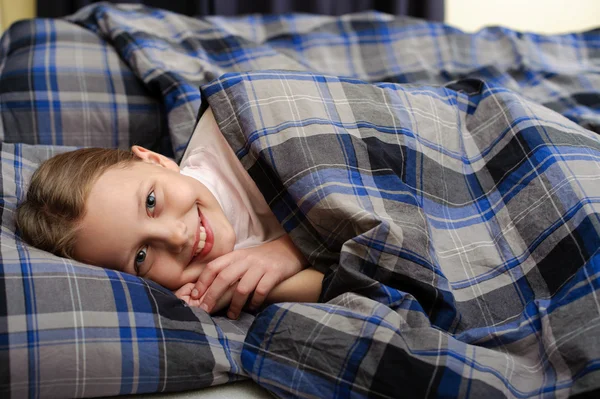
[0,143,249,398]
[0,19,169,154]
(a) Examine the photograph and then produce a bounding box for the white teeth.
[194,232,207,256]
[193,210,207,257]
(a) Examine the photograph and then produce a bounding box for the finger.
[187,298,203,308]
[249,273,281,311]
[173,282,194,298]
[227,269,264,319]
[191,280,204,300]
[182,296,205,309]
[181,296,203,307]
[192,251,241,299]
[191,260,227,299]
[199,260,249,313]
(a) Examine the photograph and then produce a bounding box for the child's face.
[73,147,236,290]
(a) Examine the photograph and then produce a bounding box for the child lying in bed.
[15,107,323,320]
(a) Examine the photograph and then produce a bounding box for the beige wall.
[446,0,600,33]
[0,0,36,33]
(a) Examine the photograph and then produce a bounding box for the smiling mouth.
[190,205,214,264]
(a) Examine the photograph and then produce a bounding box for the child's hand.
[174,282,234,314]
[191,234,307,319]
[174,283,203,307]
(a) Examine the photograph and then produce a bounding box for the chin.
[224,232,236,254]
[202,226,236,263]
[215,227,236,258]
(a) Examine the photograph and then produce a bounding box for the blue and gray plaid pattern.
[0,2,599,398]
[0,144,249,398]
[68,3,599,160]
[0,19,168,152]
[204,70,600,397]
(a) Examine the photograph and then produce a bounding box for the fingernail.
[200,303,208,312]
[227,311,236,319]
[192,289,198,298]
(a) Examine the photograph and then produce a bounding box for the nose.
[153,219,188,253]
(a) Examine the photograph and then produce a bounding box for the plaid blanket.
[69,4,599,160]
[0,19,167,151]
[0,144,250,398]
[204,71,600,397]
[1,2,599,398]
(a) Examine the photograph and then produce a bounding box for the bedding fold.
[1,3,599,397]
[67,3,600,160]
[203,70,600,398]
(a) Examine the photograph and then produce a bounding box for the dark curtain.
[37,0,445,21]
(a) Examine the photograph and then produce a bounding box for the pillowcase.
[0,143,249,397]
[0,19,169,154]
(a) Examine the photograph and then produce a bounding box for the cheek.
[166,175,196,200]
[147,256,186,290]
[187,178,217,207]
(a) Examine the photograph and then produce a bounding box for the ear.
[131,146,179,172]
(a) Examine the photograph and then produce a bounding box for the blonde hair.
[15,148,140,259]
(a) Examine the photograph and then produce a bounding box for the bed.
[1,3,599,398]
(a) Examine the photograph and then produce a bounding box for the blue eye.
[146,191,156,211]
[135,247,147,274]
